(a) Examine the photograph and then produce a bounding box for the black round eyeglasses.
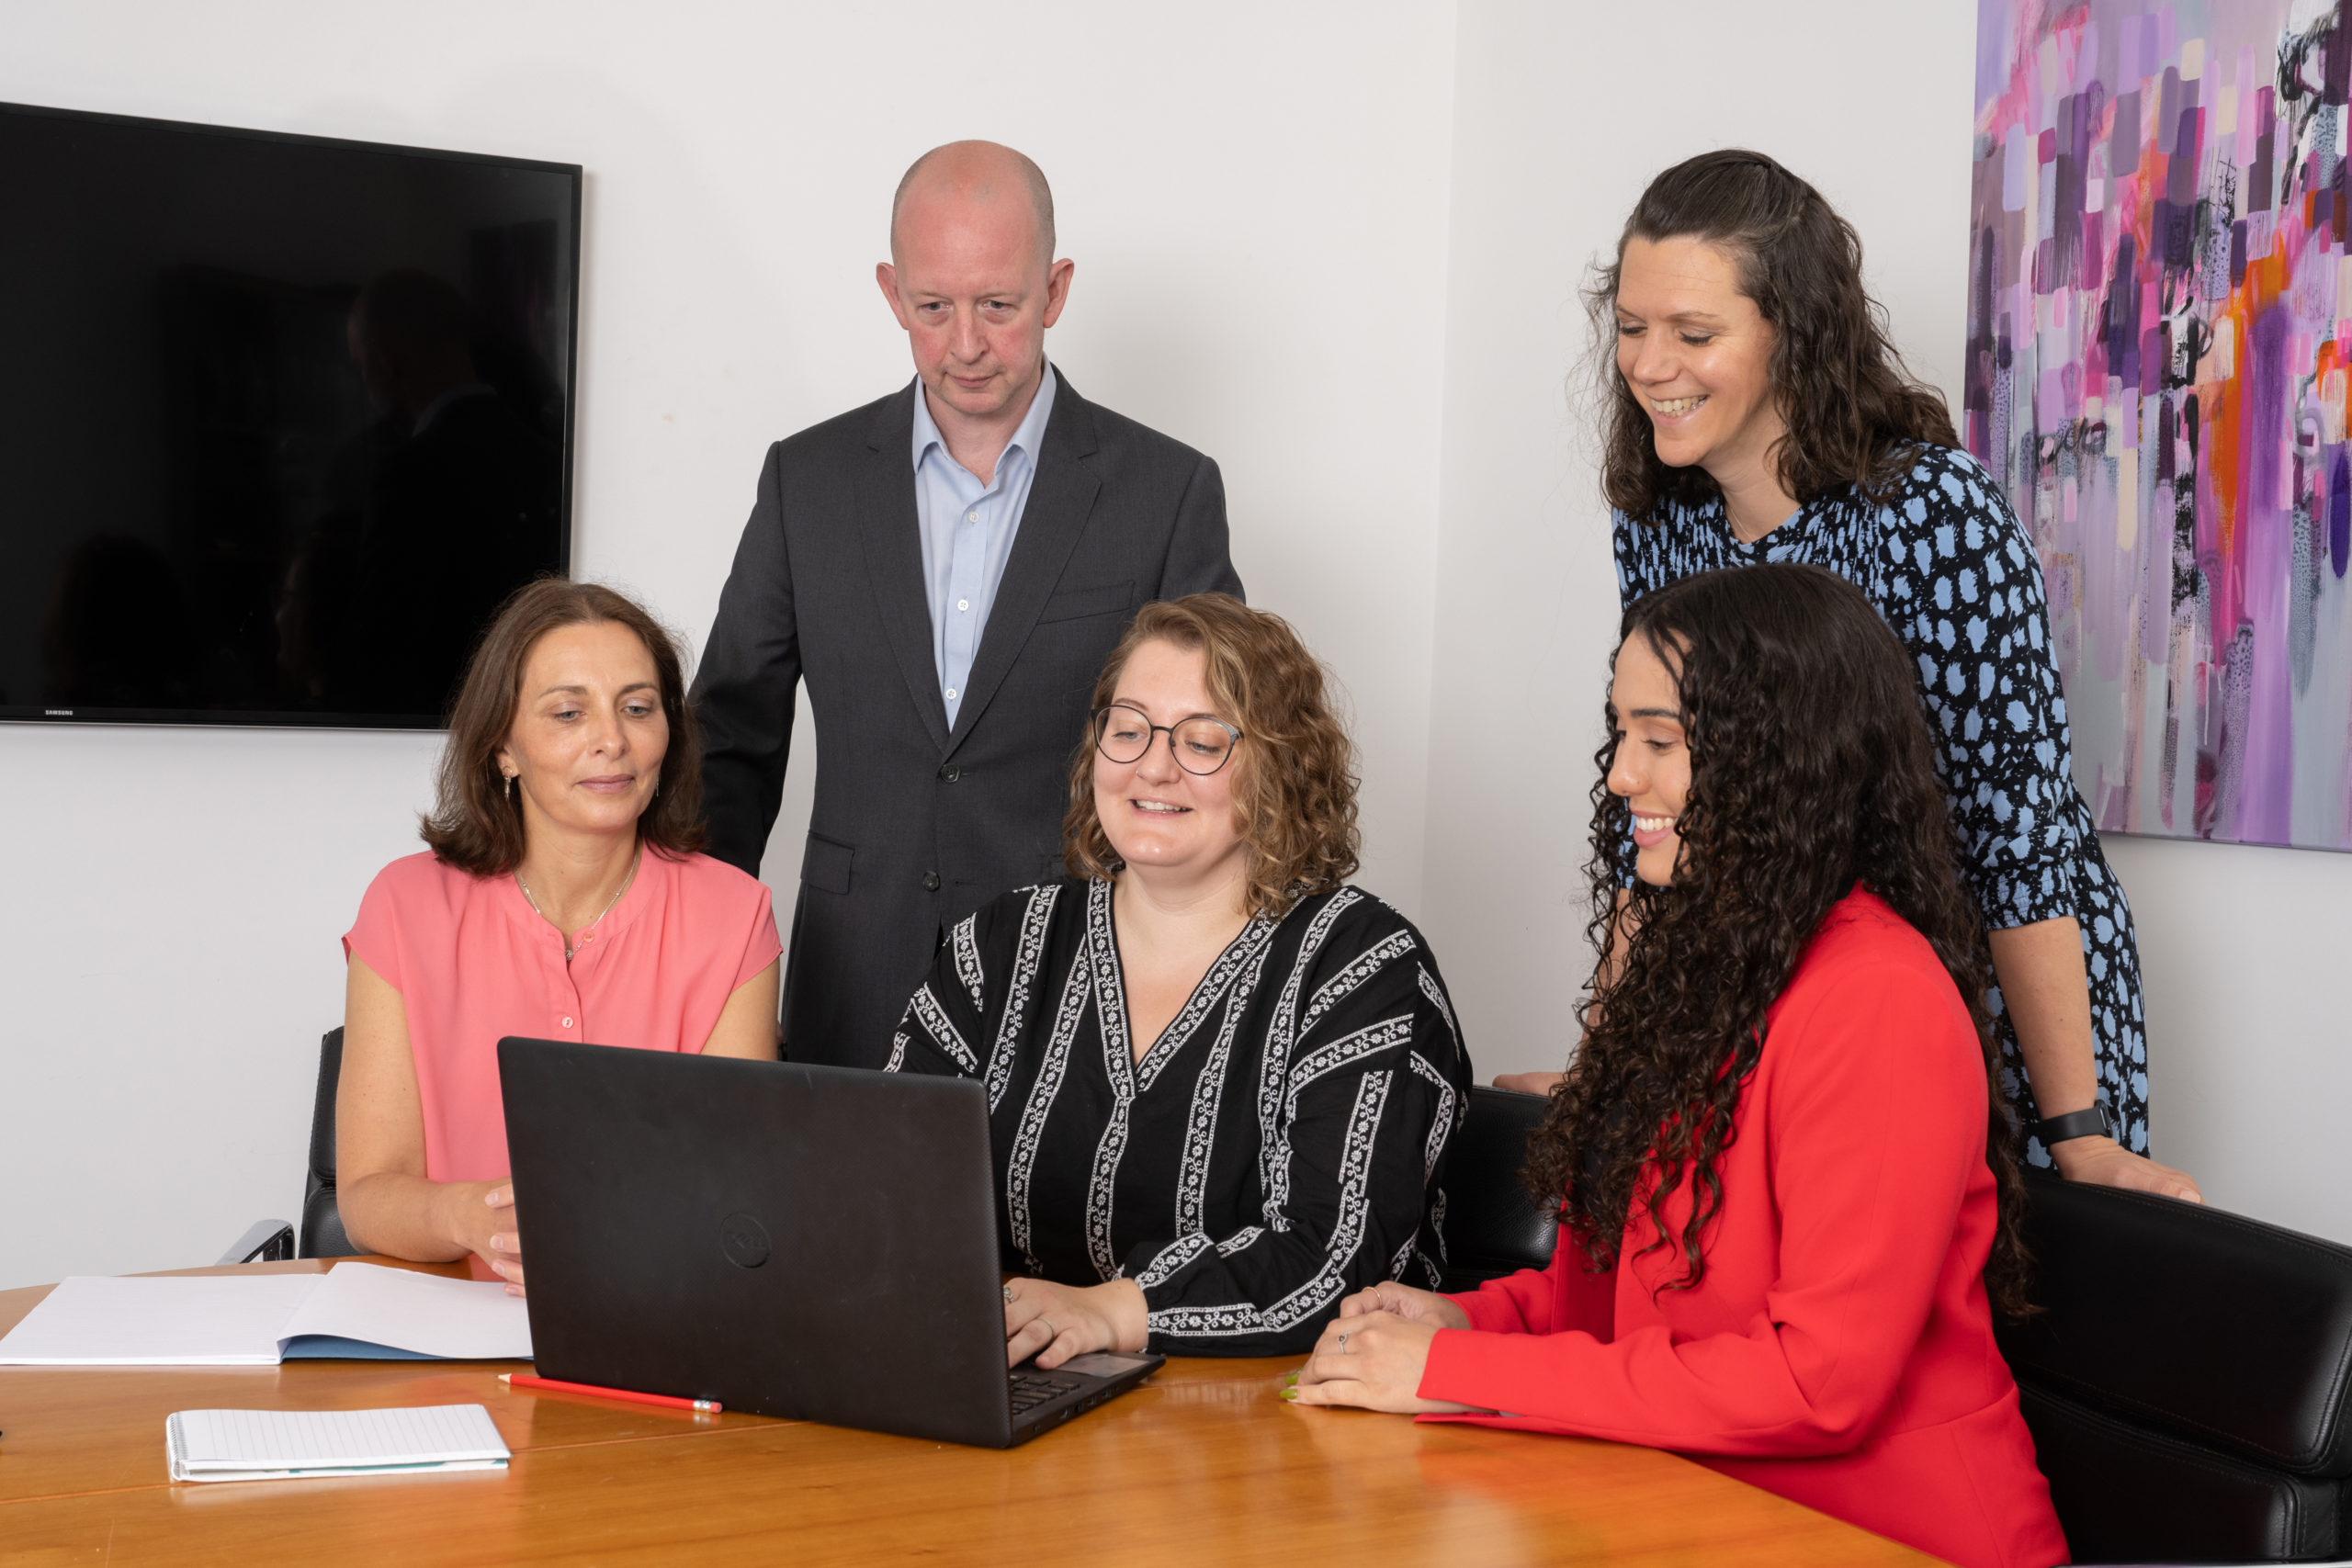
[1090,704,1243,776]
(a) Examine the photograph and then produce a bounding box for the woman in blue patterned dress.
[1501,149,2199,1200]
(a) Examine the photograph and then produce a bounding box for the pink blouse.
[344,848,782,1183]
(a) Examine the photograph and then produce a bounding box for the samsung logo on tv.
[44,709,72,716]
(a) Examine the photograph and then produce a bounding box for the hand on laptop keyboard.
[1001,1276,1148,1370]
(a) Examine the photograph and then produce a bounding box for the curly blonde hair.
[1063,594,1359,919]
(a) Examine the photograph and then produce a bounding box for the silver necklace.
[516,848,639,962]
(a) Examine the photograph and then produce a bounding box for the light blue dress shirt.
[910,363,1058,728]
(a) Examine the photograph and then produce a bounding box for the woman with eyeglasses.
[886,592,1474,1364]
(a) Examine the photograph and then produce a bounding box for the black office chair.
[1436,1086,1558,1292]
[1996,1168,2352,1563]
[299,1026,352,1258]
[219,1027,349,1264]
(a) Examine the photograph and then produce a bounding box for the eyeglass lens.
[1093,706,1234,773]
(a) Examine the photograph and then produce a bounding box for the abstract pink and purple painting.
[1969,0,2352,851]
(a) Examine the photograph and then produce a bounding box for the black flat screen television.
[0,101,580,729]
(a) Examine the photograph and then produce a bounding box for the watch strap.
[2033,1105,2113,1145]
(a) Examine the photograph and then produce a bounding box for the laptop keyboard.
[1009,1371,1084,1416]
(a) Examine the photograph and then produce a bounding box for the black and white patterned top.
[1612,444,2153,1160]
[886,877,1473,1356]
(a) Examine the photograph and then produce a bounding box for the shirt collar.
[910,361,1059,480]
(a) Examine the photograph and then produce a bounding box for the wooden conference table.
[0,1258,1939,1566]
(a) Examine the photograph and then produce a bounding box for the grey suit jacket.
[692,375,1242,1068]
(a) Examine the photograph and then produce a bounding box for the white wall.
[1422,0,2352,1244]
[6,0,2348,1289]
[0,0,1456,1289]
[2101,835,2352,1241]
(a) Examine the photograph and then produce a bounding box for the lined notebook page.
[171,1404,510,1469]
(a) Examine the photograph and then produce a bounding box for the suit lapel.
[944,379,1102,754]
[855,382,951,753]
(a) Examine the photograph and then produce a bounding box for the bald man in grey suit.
[693,141,1241,1070]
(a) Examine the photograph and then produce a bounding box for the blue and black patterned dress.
[1613,444,2151,1162]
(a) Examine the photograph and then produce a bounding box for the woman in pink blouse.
[339,581,782,1291]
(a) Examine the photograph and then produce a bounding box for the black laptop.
[496,1038,1163,1448]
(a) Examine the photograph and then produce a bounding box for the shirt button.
[945,687,958,701]
[966,511,978,523]
[957,598,969,612]
[561,1016,575,1029]
[922,871,942,891]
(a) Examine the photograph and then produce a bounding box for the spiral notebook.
[165,1404,511,1483]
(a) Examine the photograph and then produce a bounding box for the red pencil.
[500,1371,721,1413]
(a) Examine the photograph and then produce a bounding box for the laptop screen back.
[498,1041,1013,1446]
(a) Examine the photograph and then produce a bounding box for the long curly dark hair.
[1522,563,2033,1318]
[1592,149,1958,523]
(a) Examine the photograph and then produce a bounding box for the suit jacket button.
[922,871,942,891]
[938,764,961,782]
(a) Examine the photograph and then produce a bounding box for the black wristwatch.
[2032,1104,2116,1146]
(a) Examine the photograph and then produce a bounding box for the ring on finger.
[1336,1331,1351,1353]
[1003,1284,1016,1304]
[1038,1318,1056,1340]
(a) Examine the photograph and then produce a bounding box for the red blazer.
[1419,888,2067,1568]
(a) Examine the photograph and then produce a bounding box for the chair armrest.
[218,1220,295,1266]
[1997,1168,2352,1477]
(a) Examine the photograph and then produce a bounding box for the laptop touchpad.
[1057,1352,1154,1378]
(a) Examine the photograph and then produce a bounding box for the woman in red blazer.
[1293,563,2067,1568]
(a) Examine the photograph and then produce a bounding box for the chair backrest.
[300,1026,351,1259]
[1437,1086,1558,1292]
[1997,1168,2352,1563]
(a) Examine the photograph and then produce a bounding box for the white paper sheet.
[277,1264,531,1360]
[0,1263,532,1365]
[0,1275,319,1365]
[166,1403,511,1483]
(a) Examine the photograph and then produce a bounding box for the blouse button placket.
[553,925,585,1036]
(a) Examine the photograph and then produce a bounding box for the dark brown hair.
[420,579,706,875]
[1593,149,1958,523]
[1064,594,1358,919]
[1523,563,2032,1318]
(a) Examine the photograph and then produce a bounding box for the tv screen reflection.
[0,103,579,728]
